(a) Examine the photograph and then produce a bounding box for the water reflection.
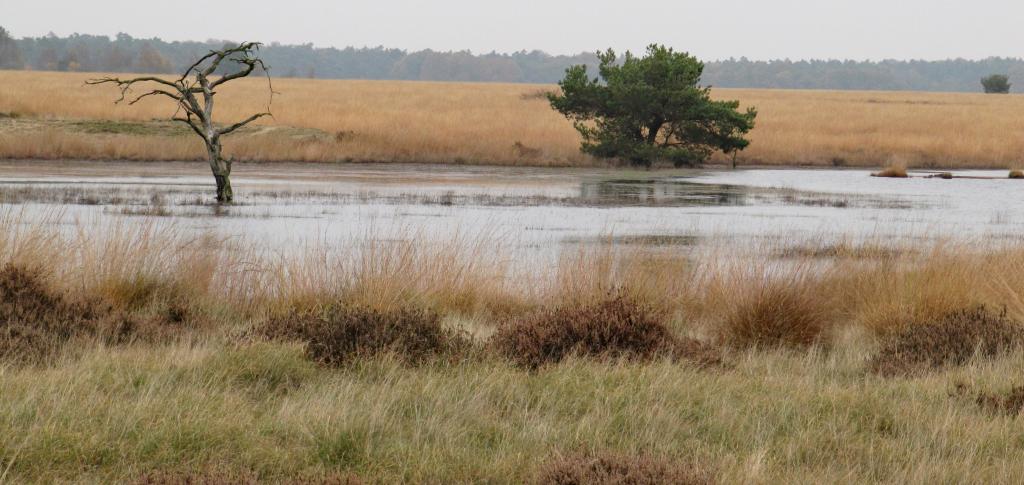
[0,165,990,265]
[578,179,748,207]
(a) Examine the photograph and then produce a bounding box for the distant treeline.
[1,28,1022,92]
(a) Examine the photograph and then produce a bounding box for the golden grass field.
[4,211,1024,482]
[1,70,1023,168]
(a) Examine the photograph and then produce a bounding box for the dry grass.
[3,71,1024,167]
[715,274,834,349]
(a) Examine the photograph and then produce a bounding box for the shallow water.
[1,161,1020,262]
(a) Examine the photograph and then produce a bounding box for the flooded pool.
[1,161,1020,260]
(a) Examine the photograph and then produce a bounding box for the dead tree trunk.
[88,42,272,203]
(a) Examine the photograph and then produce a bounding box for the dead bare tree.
[88,42,273,202]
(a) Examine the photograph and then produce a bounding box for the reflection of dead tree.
[88,42,273,202]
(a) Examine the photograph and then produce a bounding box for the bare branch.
[217,112,271,136]
[210,58,257,89]
[172,116,206,139]
[128,89,182,106]
[86,76,181,103]
[179,51,220,83]
[198,42,264,79]
[86,76,179,89]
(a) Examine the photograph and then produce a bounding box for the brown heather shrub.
[0,265,96,361]
[870,305,1024,376]
[0,264,194,363]
[976,386,1024,416]
[491,293,720,370]
[1009,170,1024,179]
[261,303,471,366]
[537,452,713,485]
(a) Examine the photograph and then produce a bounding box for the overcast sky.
[4,0,1023,60]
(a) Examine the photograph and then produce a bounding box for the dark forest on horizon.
[1,28,1022,92]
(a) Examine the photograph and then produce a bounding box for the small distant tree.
[36,47,58,71]
[0,27,23,70]
[549,44,756,167]
[102,44,134,72]
[135,43,173,73]
[982,74,1011,94]
[88,42,273,202]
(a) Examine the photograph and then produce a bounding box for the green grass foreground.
[2,339,1024,483]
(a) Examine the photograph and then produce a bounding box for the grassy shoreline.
[3,216,1024,482]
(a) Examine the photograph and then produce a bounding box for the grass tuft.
[715,274,833,349]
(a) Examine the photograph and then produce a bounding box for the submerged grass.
[872,162,909,178]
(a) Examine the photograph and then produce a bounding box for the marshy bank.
[3,213,1024,483]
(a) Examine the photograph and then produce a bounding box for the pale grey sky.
[4,0,1022,60]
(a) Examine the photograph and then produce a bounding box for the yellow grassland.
[1,70,1023,168]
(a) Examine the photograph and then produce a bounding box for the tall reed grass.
[5,213,1024,346]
